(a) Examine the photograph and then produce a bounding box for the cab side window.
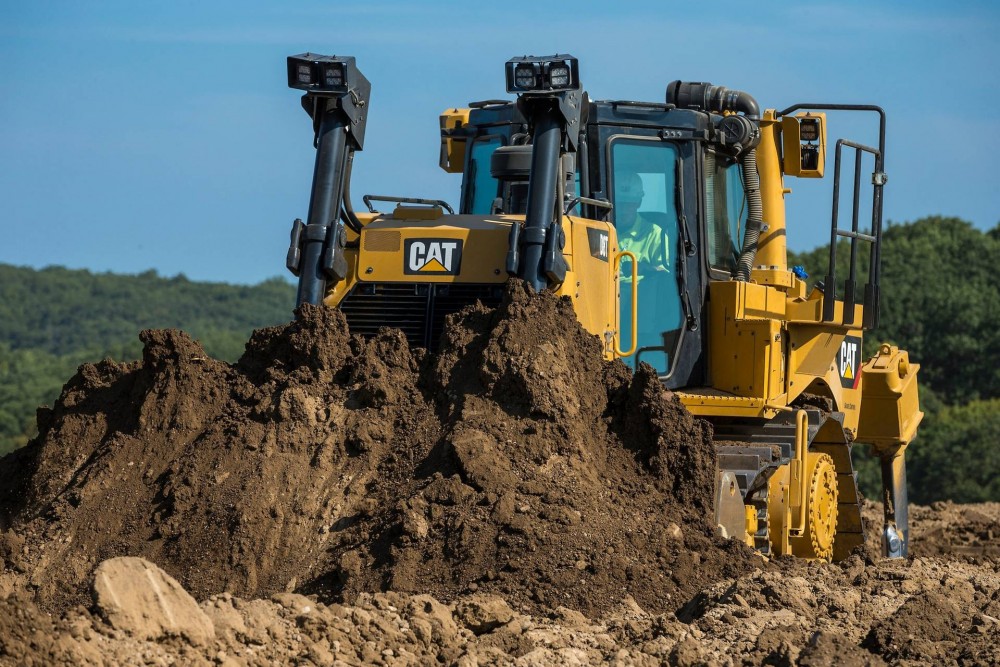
[467,136,502,214]
[705,151,748,274]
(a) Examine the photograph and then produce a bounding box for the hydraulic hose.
[704,151,716,257]
[340,151,363,234]
[735,149,763,282]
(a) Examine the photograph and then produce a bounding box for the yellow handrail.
[613,250,638,357]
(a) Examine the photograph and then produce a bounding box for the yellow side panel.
[787,329,842,380]
[710,318,784,399]
[709,282,785,401]
[786,326,863,434]
[358,216,509,284]
[558,217,618,356]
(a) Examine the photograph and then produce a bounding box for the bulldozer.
[283,53,922,560]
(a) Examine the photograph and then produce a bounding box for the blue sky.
[1,1,997,285]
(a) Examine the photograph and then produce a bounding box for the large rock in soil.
[93,557,215,646]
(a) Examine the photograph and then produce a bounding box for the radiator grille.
[339,283,503,350]
[363,230,401,252]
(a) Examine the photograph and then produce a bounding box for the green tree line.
[0,265,295,453]
[789,216,1000,503]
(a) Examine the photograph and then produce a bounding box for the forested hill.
[0,265,295,453]
[0,265,295,360]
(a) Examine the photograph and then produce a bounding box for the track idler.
[767,452,840,560]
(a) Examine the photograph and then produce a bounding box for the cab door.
[609,136,699,383]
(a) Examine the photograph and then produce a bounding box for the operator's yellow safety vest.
[619,214,669,282]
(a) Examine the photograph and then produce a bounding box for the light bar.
[505,55,580,94]
[287,53,355,93]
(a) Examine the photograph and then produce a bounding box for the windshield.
[468,136,502,214]
[610,138,684,375]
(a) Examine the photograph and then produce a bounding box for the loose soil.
[1,504,996,666]
[1,281,997,665]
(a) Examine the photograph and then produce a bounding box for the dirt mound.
[0,281,751,617]
[320,283,745,616]
[909,501,1000,559]
[0,306,441,612]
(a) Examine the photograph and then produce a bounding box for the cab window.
[468,136,502,214]
[610,138,684,375]
[705,151,748,273]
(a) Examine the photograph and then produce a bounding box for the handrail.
[613,250,638,357]
[564,196,613,216]
[778,104,887,330]
[823,138,882,326]
[362,194,455,215]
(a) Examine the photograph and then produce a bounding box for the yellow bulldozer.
[283,53,922,561]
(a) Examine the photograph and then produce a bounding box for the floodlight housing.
[287,53,356,93]
[505,55,580,94]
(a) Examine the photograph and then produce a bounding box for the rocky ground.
[0,283,997,665]
[2,504,998,666]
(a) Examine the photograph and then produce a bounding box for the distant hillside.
[0,265,294,454]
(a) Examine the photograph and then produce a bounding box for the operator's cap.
[616,173,644,203]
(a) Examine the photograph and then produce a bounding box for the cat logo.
[586,227,610,262]
[838,335,862,389]
[404,238,463,275]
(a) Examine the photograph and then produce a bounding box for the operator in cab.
[615,173,669,279]
[615,171,677,375]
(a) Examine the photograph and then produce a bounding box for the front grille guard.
[338,282,504,350]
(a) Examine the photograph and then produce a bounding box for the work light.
[287,53,353,93]
[800,117,820,142]
[505,55,580,93]
[296,63,313,86]
[514,64,537,89]
[548,63,570,88]
[323,63,345,88]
